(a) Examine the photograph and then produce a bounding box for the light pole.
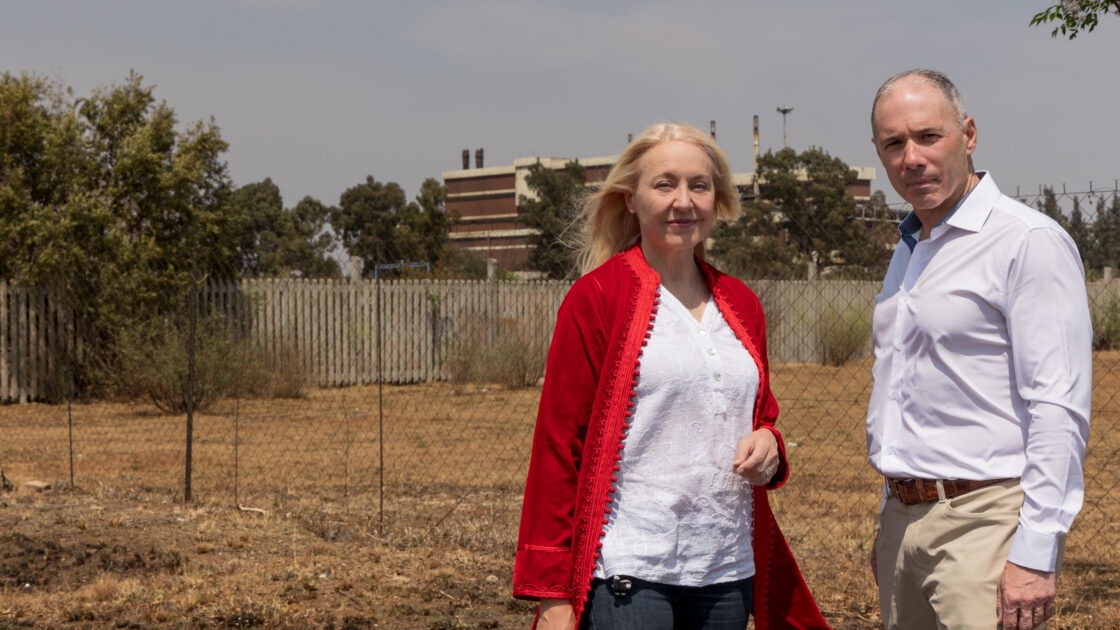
[776,106,794,148]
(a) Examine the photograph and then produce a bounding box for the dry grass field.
[1,354,1118,629]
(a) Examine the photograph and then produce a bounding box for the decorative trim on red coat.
[515,243,832,629]
[569,246,662,621]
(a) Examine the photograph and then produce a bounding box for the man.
[866,69,1091,630]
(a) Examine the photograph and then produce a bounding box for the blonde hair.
[574,122,740,275]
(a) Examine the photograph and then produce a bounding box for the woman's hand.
[537,598,576,630]
[733,428,780,486]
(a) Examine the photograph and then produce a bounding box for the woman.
[513,122,830,630]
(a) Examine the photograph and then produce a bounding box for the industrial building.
[443,143,875,269]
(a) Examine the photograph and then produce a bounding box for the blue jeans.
[580,575,754,630]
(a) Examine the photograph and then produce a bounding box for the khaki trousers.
[875,479,1056,630]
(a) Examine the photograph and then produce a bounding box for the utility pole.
[776,106,794,148]
[752,114,760,198]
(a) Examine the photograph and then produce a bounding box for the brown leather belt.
[887,477,1015,506]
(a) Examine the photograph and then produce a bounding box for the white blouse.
[593,285,760,586]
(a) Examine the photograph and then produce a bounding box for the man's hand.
[733,428,779,486]
[538,598,576,630]
[997,562,1056,630]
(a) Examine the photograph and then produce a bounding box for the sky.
[3,1,1118,210]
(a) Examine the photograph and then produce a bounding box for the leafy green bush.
[1091,293,1120,350]
[817,304,871,367]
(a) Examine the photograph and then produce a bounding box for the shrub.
[444,314,549,388]
[817,304,871,367]
[1091,293,1120,350]
[263,341,307,398]
[116,315,263,413]
[747,279,786,339]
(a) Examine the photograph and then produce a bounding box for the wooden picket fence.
[197,278,569,387]
[5,277,1118,403]
[0,278,569,402]
[0,282,72,404]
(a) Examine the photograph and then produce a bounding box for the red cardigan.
[513,245,830,629]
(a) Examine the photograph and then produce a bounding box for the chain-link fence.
[1,184,1118,626]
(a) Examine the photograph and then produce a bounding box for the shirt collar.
[898,172,989,252]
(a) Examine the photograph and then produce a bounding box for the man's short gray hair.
[871,69,968,137]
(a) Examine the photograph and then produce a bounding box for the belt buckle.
[889,478,918,503]
[891,477,915,493]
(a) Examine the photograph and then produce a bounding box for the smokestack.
[753,115,760,197]
[462,149,469,170]
[710,120,716,141]
[475,148,484,169]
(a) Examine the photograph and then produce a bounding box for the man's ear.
[963,117,977,156]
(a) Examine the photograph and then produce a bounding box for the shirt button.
[708,348,716,356]
[698,330,706,336]
[714,373,721,381]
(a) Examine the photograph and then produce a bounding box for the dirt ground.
[1,355,1118,628]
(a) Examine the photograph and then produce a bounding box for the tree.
[289,196,341,278]
[331,176,456,277]
[518,160,586,279]
[231,178,286,275]
[0,71,236,395]
[1066,197,1092,267]
[1031,1,1120,38]
[1089,194,1120,272]
[711,147,891,280]
[1034,186,1068,229]
[396,177,457,265]
[849,190,903,273]
[332,176,411,275]
[709,197,801,280]
[430,243,491,279]
[230,178,339,278]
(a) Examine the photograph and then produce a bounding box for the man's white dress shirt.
[867,172,1092,572]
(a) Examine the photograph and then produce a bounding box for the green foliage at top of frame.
[710,148,896,281]
[818,304,871,367]
[1031,1,1120,39]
